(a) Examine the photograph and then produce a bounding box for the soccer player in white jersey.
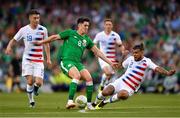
[94,43,176,109]
[93,19,127,105]
[5,9,51,108]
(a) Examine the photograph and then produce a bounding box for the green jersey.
[58,29,94,62]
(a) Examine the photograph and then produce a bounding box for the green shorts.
[60,60,85,76]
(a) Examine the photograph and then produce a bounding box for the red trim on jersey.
[122,79,135,91]
[29,54,42,57]
[129,73,141,82]
[107,56,116,58]
[41,32,44,35]
[111,60,118,63]
[126,76,139,86]
[143,63,147,67]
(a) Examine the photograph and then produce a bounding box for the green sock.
[86,85,93,102]
[68,82,77,100]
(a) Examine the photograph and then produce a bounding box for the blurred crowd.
[0,0,179,94]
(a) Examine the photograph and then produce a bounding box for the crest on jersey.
[68,64,72,67]
[74,36,77,39]
[82,39,87,47]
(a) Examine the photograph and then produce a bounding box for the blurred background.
[0,0,179,94]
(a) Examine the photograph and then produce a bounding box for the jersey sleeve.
[86,37,95,49]
[13,28,23,42]
[122,56,131,68]
[93,33,100,44]
[147,58,158,70]
[115,33,122,45]
[58,29,72,40]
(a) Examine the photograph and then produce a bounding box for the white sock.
[94,92,105,104]
[26,84,34,103]
[67,99,74,104]
[87,102,92,106]
[104,94,119,103]
[100,74,106,87]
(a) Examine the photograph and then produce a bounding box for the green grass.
[0,92,180,117]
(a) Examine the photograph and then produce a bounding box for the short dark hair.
[133,43,144,50]
[27,9,40,17]
[77,17,90,24]
[104,18,112,23]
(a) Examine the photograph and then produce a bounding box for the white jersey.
[14,24,48,63]
[93,31,122,63]
[121,56,158,91]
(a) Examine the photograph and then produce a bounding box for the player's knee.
[27,82,33,86]
[73,74,81,80]
[102,85,114,96]
[27,80,33,86]
[118,90,129,100]
[35,78,43,86]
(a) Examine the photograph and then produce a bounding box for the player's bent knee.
[118,90,129,100]
[102,85,114,96]
[73,73,81,80]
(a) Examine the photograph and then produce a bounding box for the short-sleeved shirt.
[121,56,158,91]
[14,24,48,63]
[93,31,122,63]
[58,29,94,62]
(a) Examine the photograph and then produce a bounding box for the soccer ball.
[75,95,87,108]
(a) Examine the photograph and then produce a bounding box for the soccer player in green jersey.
[34,17,118,110]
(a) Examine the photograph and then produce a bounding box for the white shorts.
[109,77,134,96]
[98,58,114,73]
[22,60,44,79]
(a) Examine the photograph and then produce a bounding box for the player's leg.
[60,61,82,109]
[26,75,35,107]
[100,66,113,91]
[22,61,35,107]
[66,67,81,109]
[33,63,44,96]
[104,90,129,103]
[34,77,43,96]
[80,69,94,110]
[94,84,115,106]
[96,78,133,109]
[96,90,129,109]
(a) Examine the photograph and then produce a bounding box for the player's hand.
[167,69,176,76]
[111,62,119,70]
[46,59,52,68]
[122,50,129,56]
[5,47,12,55]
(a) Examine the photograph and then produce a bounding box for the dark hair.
[27,9,40,17]
[133,43,144,50]
[77,17,90,24]
[104,18,112,23]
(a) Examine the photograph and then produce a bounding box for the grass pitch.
[0,92,180,117]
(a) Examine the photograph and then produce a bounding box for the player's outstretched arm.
[91,45,119,69]
[155,66,176,76]
[34,34,61,45]
[5,39,17,55]
[44,43,51,66]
